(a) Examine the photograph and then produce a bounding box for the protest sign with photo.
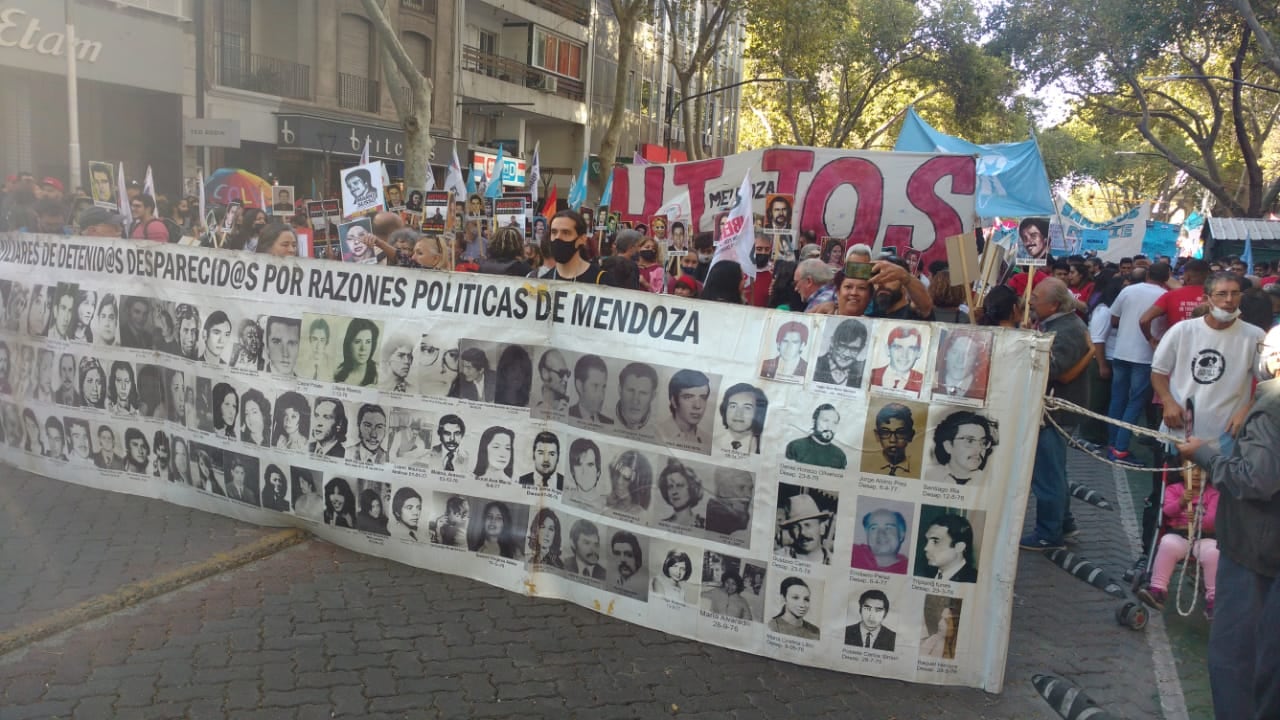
[340,161,386,219]
[272,186,296,214]
[0,230,1050,693]
[493,197,527,234]
[422,191,450,234]
[89,161,117,209]
[337,218,377,263]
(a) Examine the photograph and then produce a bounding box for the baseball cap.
[672,274,702,294]
[78,206,126,228]
[40,177,64,192]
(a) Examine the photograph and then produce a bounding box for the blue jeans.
[1208,553,1280,719]
[1031,424,1071,542]
[1107,359,1152,453]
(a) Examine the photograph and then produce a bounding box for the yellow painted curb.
[0,527,308,656]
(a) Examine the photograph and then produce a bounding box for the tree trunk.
[678,72,699,159]
[361,0,434,187]
[596,1,644,198]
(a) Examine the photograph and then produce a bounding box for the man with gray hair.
[1021,277,1092,550]
[614,229,643,260]
[793,259,836,313]
[844,243,872,263]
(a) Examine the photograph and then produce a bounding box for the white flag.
[445,141,467,200]
[424,157,436,192]
[116,162,131,235]
[656,191,692,222]
[709,172,757,279]
[360,137,370,165]
[143,166,157,206]
[527,141,541,204]
[197,173,206,232]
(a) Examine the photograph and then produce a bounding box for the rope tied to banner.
[1040,396,1195,474]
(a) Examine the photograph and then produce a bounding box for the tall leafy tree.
[596,1,651,196]
[661,0,741,160]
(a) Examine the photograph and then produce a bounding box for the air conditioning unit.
[540,76,558,93]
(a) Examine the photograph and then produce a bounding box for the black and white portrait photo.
[648,543,701,605]
[223,451,261,507]
[271,391,310,451]
[568,353,612,425]
[656,368,718,454]
[784,403,848,470]
[704,467,754,543]
[468,500,530,561]
[654,457,707,531]
[563,517,607,581]
[322,477,357,529]
[386,407,435,468]
[774,485,838,566]
[766,576,823,640]
[713,382,767,456]
[338,218,378,264]
[531,348,571,419]
[347,403,390,464]
[47,282,78,341]
[924,408,999,486]
[859,398,929,479]
[200,309,235,366]
[237,388,272,446]
[700,552,762,622]
[169,435,192,485]
[387,485,424,541]
[290,466,325,522]
[62,417,93,466]
[340,162,385,218]
[272,185,295,213]
[812,317,870,390]
[607,530,650,600]
[931,328,994,405]
[228,317,265,371]
[526,507,567,569]
[447,345,497,403]
[472,425,515,483]
[429,413,469,473]
[189,442,226,496]
[518,430,564,490]
[759,319,811,382]
[429,492,471,548]
[118,295,154,349]
[404,188,425,214]
[921,594,963,659]
[354,479,392,536]
[615,362,658,433]
[309,396,349,458]
[167,303,202,360]
[563,437,606,512]
[844,588,897,651]
[602,449,653,517]
[261,464,290,511]
[914,506,984,584]
[261,315,301,376]
[209,381,240,440]
[379,333,418,394]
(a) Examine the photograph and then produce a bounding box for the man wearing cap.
[77,207,125,238]
[38,177,64,202]
[777,493,833,565]
[760,320,809,379]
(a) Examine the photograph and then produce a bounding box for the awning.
[1206,217,1280,241]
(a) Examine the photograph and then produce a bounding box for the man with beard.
[926,411,998,485]
[120,297,154,349]
[430,414,468,472]
[814,319,868,387]
[94,424,123,469]
[171,304,201,360]
[864,402,917,477]
[519,431,563,489]
[122,427,150,474]
[565,519,606,580]
[309,398,348,458]
[380,336,415,393]
[170,436,191,484]
[44,417,67,460]
[716,383,767,455]
[705,467,755,538]
[851,509,910,574]
[347,404,388,464]
[569,354,613,424]
[785,404,847,469]
[919,514,978,583]
[54,353,79,406]
[777,493,833,565]
[616,362,658,432]
[611,531,649,598]
[658,369,711,447]
[867,257,934,320]
[202,311,233,366]
[263,316,301,376]
[768,195,792,230]
[870,326,925,395]
[844,589,897,651]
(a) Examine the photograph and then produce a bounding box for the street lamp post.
[664,77,802,159]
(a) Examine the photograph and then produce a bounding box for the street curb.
[0,527,309,657]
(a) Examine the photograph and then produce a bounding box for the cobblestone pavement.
[0,452,1176,719]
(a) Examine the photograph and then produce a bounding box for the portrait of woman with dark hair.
[333,318,379,387]
[238,389,271,446]
[106,360,139,416]
[273,391,310,451]
[658,459,704,528]
[493,344,532,408]
[820,238,846,268]
[32,349,55,402]
[323,477,357,528]
[526,508,564,568]
[211,382,239,439]
[73,289,96,342]
[193,447,225,496]
[261,464,290,511]
[467,500,524,560]
[356,487,390,536]
[21,408,41,454]
[651,549,694,600]
[767,577,820,640]
[26,284,51,337]
[291,467,324,521]
[605,450,653,515]
[78,357,106,409]
[473,425,514,483]
[921,595,962,659]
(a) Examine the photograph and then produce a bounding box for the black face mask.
[639,249,658,262]
[551,239,580,264]
[753,253,771,269]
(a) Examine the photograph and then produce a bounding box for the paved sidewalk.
[0,452,1175,719]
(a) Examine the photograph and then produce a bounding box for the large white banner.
[612,147,978,270]
[0,234,1049,692]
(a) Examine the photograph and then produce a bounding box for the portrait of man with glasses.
[925,410,999,485]
[860,399,927,479]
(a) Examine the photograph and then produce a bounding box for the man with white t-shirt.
[1106,264,1170,465]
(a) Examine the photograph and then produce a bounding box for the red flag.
[541,185,558,221]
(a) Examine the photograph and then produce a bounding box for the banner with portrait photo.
[340,161,386,219]
[0,232,1052,693]
[421,191,451,234]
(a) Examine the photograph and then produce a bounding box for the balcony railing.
[339,72,381,113]
[211,41,311,100]
[462,46,585,102]
[400,0,437,14]
[527,0,589,25]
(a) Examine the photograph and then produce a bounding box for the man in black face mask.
[692,232,715,282]
[550,210,615,285]
[747,235,774,307]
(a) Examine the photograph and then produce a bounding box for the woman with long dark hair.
[106,360,139,416]
[334,318,379,386]
[767,577,820,639]
[473,425,515,483]
[700,262,745,304]
[211,382,239,439]
[239,389,271,446]
[323,477,357,528]
[467,500,524,560]
[356,488,390,535]
[273,391,310,451]
[526,508,564,568]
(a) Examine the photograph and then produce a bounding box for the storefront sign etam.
[0,7,102,62]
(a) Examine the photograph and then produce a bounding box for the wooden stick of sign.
[1021,264,1035,328]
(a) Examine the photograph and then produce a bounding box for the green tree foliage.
[991,0,1280,217]
[739,0,1020,150]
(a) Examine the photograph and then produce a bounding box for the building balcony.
[400,0,437,14]
[339,73,381,114]
[526,0,589,25]
[462,46,584,102]
[211,43,312,100]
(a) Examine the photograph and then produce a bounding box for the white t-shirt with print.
[1151,316,1263,440]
